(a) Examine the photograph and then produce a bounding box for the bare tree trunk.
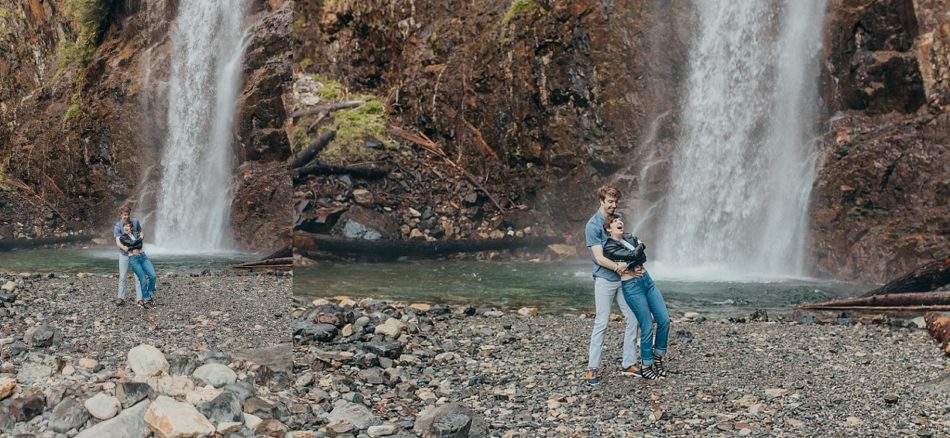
[863,255,950,297]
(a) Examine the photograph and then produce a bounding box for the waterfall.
[651,0,826,277]
[154,0,248,252]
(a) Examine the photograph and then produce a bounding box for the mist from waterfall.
[154,0,249,252]
[652,0,826,278]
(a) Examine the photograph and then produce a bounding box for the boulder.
[0,377,15,400]
[128,344,169,377]
[85,392,122,420]
[76,400,151,438]
[144,395,215,438]
[327,399,381,430]
[116,382,154,408]
[50,397,90,433]
[192,363,237,388]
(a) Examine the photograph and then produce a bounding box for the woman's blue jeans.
[128,253,156,301]
[621,271,670,366]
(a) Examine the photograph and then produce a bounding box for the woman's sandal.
[136,300,147,309]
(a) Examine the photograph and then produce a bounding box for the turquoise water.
[0,247,255,274]
[294,260,871,317]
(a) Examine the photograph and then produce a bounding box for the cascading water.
[154,0,248,252]
[651,0,826,277]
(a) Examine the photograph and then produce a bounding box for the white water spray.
[652,0,826,277]
[154,0,249,252]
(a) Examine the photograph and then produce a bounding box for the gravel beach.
[293,298,950,437]
[0,271,293,437]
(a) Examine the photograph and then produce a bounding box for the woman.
[119,220,156,308]
[602,213,670,380]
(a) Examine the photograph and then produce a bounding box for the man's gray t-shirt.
[585,210,619,281]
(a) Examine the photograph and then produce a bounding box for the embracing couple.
[113,206,157,309]
[585,185,671,384]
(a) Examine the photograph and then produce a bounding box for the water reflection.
[294,260,869,317]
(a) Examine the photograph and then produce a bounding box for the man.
[113,206,143,307]
[584,185,641,385]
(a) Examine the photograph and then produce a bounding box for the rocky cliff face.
[0,0,292,252]
[811,0,949,281]
[296,0,946,282]
[293,0,692,245]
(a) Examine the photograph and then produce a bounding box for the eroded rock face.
[812,0,950,282]
[0,1,292,251]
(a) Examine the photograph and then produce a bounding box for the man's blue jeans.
[621,271,670,366]
[128,254,156,301]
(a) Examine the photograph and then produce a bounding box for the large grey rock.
[50,397,89,433]
[327,399,381,430]
[16,361,53,384]
[127,344,169,377]
[414,404,485,438]
[223,381,255,403]
[362,340,404,359]
[76,400,151,438]
[10,391,45,421]
[166,353,199,377]
[24,324,55,347]
[198,391,243,424]
[116,382,153,408]
[293,320,338,342]
[192,363,237,388]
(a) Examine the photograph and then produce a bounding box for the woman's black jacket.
[603,234,646,267]
[119,233,143,251]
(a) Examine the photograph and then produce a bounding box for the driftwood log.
[290,100,363,119]
[863,255,950,296]
[294,232,561,259]
[293,163,388,183]
[231,257,293,270]
[800,291,950,310]
[0,235,94,251]
[924,312,950,355]
[291,131,336,169]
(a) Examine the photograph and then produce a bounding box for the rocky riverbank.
[293,298,950,437]
[0,271,292,436]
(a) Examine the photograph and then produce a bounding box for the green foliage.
[59,0,110,68]
[293,14,307,35]
[0,167,6,191]
[62,92,82,127]
[298,58,313,69]
[313,74,342,100]
[291,123,315,151]
[318,96,396,164]
[502,0,536,26]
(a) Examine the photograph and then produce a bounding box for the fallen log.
[800,291,950,310]
[290,100,363,118]
[924,312,950,355]
[0,235,95,251]
[863,255,950,296]
[291,131,336,169]
[231,257,294,270]
[294,232,561,260]
[293,163,388,183]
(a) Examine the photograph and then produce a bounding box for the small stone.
[256,419,289,437]
[84,392,121,420]
[517,307,539,317]
[367,423,398,437]
[1,281,16,292]
[25,324,55,347]
[185,387,223,405]
[244,413,263,431]
[0,377,15,400]
[352,189,374,205]
[327,399,382,430]
[409,303,431,312]
[10,392,45,421]
[78,358,99,370]
[409,228,425,239]
[764,388,790,398]
[884,394,899,405]
[846,416,863,427]
[683,312,701,321]
[374,318,406,338]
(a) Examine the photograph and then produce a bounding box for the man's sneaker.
[621,364,641,376]
[585,368,600,385]
[654,356,668,377]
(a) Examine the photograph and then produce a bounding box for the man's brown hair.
[119,205,132,215]
[597,185,622,202]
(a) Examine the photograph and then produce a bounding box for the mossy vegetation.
[502,0,536,26]
[318,95,396,164]
[62,92,82,127]
[58,0,110,69]
[313,74,342,100]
